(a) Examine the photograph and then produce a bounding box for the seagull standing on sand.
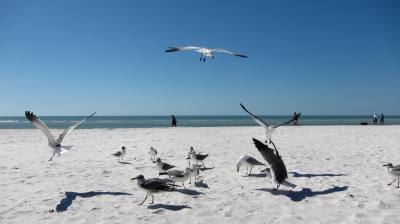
[165,46,248,62]
[252,138,288,191]
[131,175,175,205]
[188,152,209,170]
[155,158,175,177]
[149,147,157,162]
[167,168,193,189]
[111,146,126,162]
[189,164,200,184]
[187,147,196,165]
[236,155,265,176]
[383,163,400,188]
[25,111,96,161]
[240,103,301,143]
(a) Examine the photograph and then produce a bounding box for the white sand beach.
[1,125,399,223]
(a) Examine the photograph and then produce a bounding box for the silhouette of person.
[293,112,300,126]
[373,112,378,125]
[380,113,384,125]
[171,115,178,127]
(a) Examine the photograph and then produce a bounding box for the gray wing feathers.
[252,138,279,166]
[56,112,96,144]
[214,48,248,58]
[245,156,265,166]
[162,163,175,170]
[240,103,269,129]
[112,151,122,156]
[25,111,57,145]
[167,170,184,178]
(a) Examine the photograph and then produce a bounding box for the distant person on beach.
[380,113,384,125]
[172,115,178,127]
[293,112,300,126]
[373,112,378,125]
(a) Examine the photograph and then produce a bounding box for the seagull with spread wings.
[240,103,301,143]
[165,46,248,62]
[252,138,288,191]
[25,111,96,161]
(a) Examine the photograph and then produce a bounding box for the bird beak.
[237,167,240,172]
[186,157,189,160]
[383,164,388,167]
[131,177,137,180]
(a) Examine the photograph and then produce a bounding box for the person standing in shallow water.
[293,112,300,126]
[373,112,378,125]
[380,113,384,125]
[171,115,178,127]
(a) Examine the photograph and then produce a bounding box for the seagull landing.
[149,147,157,162]
[383,163,400,188]
[131,175,175,205]
[25,111,96,161]
[165,46,248,62]
[111,146,127,162]
[236,155,265,176]
[155,158,175,177]
[252,138,288,191]
[240,103,300,144]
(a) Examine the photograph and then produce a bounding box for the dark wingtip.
[165,49,178,53]
[25,111,36,121]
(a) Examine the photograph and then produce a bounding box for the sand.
[1,125,399,223]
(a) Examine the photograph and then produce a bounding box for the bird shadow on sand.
[176,188,205,196]
[193,180,209,188]
[289,172,346,178]
[200,167,214,171]
[118,161,132,165]
[147,204,192,211]
[245,173,267,178]
[255,186,348,202]
[56,191,132,212]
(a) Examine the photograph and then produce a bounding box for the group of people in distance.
[373,112,384,125]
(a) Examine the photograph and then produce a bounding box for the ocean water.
[0,115,399,129]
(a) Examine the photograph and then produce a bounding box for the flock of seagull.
[24,104,400,205]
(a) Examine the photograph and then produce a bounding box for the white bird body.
[165,46,248,62]
[188,152,209,170]
[149,147,157,161]
[112,146,127,162]
[25,111,96,161]
[155,158,175,176]
[236,155,265,176]
[383,163,400,188]
[167,168,192,189]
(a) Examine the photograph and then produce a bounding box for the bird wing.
[165,46,202,52]
[167,170,184,178]
[275,113,302,128]
[212,48,248,58]
[162,163,175,170]
[195,154,209,160]
[252,138,279,166]
[140,178,166,190]
[25,111,57,145]
[245,156,265,166]
[240,103,269,129]
[112,151,122,156]
[56,112,96,144]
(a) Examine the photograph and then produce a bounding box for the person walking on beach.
[293,112,300,126]
[373,112,378,125]
[380,113,384,125]
[171,115,178,127]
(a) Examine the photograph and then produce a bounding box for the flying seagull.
[111,146,127,162]
[240,103,301,143]
[252,138,288,191]
[149,147,157,162]
[25,111,96,161]
[236,155,265,176]
[187,151,209,170]
[131,175,175,205]
[165,46,248,62]
[383,163,400,188]
[155,158,175,177]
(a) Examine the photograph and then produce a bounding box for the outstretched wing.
[56,112,96,144]
[213,48,248,58]
[25,111,57,145]
[240,103,269,130]
[252,138,278,166]
[165,46,201,52]
[275,113,302,128]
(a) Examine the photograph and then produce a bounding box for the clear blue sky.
[1,1,399,116]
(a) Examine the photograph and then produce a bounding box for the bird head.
[131,175,144,180]
[122,146,126,150]
[156,158,161,162]
[383,163,393,167]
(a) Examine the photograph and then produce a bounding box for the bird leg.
[189,178,192,184]
[139,196,147,205]
[183,182,186,189]
[397,179,399,188]
[49,154,55,161]
[150,196,154,204]
[249,167,253,175]
[201,162,206,170]
[388,179,397,185]
[200,54,202,61]
[58,153,61,157]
